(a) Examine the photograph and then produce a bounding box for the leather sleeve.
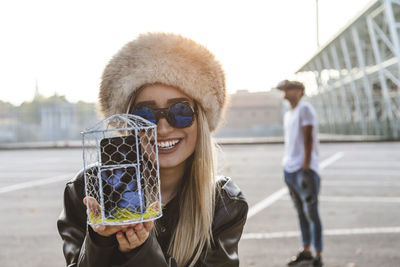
[117,179,248,267]
[111,232,172,267]
[196,180,249,267]
[57,173,116,267]
[57,172,171,267]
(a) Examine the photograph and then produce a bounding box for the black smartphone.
[100,135,139,165]
[99,135,145,219]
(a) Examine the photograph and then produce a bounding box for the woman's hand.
[83,196,154,250]
[116,221,154,253]
[83,197,130,237]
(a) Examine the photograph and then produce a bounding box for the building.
[40,100,78,141]
[215,90,283,137]
[296,0,400,138]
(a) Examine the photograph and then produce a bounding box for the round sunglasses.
[131,102,196,128]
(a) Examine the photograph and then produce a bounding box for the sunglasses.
[131,102,196,128]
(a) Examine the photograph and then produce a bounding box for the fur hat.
[99,32,226,132]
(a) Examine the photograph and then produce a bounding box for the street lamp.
[316,0,320,48]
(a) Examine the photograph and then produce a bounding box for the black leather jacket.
[57,170,248,267]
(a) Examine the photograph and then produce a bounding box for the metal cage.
[82,114,162,225]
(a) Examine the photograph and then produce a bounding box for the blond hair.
[168,107,217,266]
[128,93,218,266]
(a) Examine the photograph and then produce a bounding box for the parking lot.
[0,142,399,266]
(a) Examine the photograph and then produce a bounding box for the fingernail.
[136,224,143,230]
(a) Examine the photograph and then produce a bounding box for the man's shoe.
[313,256,323,267]
[287,250,313,266]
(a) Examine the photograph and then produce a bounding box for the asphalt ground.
[0,142,399,267]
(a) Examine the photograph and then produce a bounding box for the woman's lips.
[157,139,182,153]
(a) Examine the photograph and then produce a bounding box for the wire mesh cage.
[82,114,162,225]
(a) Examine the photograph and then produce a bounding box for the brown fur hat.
[99,32,226,132]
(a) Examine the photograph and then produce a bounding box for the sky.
[0,0,373,105]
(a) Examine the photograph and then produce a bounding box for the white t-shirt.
[283,101,320,174]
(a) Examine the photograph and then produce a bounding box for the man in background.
[277,80,323,267]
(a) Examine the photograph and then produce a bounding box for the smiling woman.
[131,84,198,170]
[57,32,248,267]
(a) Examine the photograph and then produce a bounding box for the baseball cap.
[276,80,305,91]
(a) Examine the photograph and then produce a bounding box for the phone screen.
[100,135,139,165]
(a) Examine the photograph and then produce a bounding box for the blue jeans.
[284,169,323,252]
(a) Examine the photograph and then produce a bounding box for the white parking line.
[247,152,344,219]
[323,180,400,187]
[319,151,344,170]
[0,173,74,194]
[246,188,289,219]
[242,227,400,240]
[280,195,400,203]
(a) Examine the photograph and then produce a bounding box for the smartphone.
[99,135,145,219]
[100,135,139,165]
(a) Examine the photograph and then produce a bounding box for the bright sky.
[0,0,372,105]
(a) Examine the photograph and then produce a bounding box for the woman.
[57,32,248,267]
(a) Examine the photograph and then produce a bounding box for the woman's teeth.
[157,140,180,149]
